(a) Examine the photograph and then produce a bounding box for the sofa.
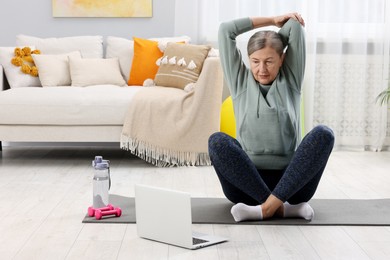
[0,35,223,166]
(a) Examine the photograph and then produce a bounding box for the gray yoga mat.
[82,194,390,226]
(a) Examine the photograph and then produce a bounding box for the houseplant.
[376,86,390,106]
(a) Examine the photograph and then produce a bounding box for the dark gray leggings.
[208,125,335,205]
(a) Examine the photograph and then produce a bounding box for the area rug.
[82,194,390,226]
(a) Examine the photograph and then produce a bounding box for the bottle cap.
[102,159,110,165]
[92,156,104,167]
[95,162,109,170]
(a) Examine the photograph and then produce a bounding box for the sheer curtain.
[175,0,390,150]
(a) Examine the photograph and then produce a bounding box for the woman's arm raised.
[251,13,305,29]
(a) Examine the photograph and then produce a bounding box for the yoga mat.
[82,194,390,226]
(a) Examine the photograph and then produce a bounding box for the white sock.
[283,202,314,220]
[230,203,263,222]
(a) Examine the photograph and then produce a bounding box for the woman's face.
[249,46,284,85]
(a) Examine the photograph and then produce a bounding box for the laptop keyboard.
[193,237,209,245]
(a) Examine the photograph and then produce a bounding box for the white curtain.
[175,0,390,150]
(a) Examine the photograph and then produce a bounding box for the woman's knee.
[209,132,228,158]
[208,132,240,151]
[208,132,224,147]
[312,125,335,145]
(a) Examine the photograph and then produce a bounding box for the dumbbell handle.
[88,204,114,217]
[95,207,122,220]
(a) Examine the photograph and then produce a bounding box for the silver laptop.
[135,184,228,250]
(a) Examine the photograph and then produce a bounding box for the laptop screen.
[135,184,194,248]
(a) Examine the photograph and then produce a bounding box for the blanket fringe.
[120,135,211,167]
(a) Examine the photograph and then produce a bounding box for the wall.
[0,0,175,46]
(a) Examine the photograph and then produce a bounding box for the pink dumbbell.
[88,204,114,217]
[95,207,122,220]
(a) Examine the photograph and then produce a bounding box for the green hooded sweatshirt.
[218,17,305,169]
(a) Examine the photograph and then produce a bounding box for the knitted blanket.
[121,58,223,167]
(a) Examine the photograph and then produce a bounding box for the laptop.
[135,184,228,250]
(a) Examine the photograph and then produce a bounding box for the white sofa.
[0,82,141,143]
[0,35,223,166]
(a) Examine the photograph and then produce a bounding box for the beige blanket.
[121,57,223,167]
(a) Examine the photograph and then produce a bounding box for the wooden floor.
[0,146,390,260]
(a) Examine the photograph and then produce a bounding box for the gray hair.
[247,30,285,57]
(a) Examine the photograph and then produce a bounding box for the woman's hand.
[273,13,305,28]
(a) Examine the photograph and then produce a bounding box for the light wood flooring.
[0,146,390,259]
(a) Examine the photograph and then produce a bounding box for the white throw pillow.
[105,35,191,82]
[106,36,134,82]
[32,51,81,87]
[16,35,103,58]
[69,57,126,87]
[0,46,41,88]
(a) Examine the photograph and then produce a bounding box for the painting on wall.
[52,0,152,17]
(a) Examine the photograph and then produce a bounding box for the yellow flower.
[30,66,39,77]
[11,57,23,67]
[14,48,24,57]
[23,56,34,63]
[21,63,31,74]
[12,47,40,76]
[22,47,31,56]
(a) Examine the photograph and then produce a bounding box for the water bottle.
[92,156,111,208]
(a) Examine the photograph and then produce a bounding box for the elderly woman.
[208,13,334,222]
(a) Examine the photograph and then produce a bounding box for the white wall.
[0,0,176,46]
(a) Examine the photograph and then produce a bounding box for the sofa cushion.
[149,36,191,50]
[16,35,103,58]
[106,35,191,83]
[0,85,141,125]
[128,37,162,86]
[32,51,81,87]
[105,36,134,82]
[154,43,211,90]
[0,46,42,88]
[69,57,126,87]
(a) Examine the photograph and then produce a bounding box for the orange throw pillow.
[128,37,162,86]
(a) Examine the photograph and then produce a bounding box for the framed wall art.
[52,0,152,18]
